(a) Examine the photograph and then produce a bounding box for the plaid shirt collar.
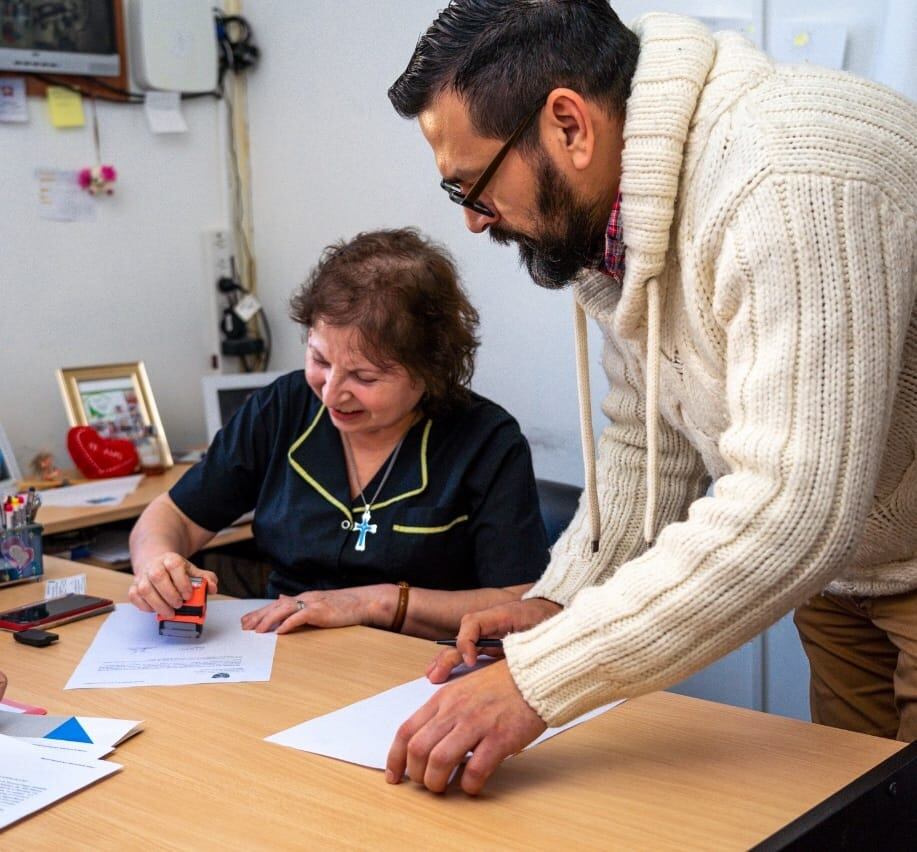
[599,192,625,281]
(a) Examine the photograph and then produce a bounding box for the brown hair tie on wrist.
[390,581,410,633]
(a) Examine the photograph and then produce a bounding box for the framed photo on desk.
[56,361,173,467]
[0,423,22,491]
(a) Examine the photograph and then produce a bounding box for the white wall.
[611,0,914,97]
[0,95,231,469]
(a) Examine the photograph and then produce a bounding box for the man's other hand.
[386,660,546,795]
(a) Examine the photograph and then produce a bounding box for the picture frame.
[0,423,22,491]
[56,361,173,468]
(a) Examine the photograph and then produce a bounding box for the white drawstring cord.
[574,299,601,553]
[644,278,661,543]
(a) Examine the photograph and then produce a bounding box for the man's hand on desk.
[241,585,390,634]
[129,553,218,617]
[426,597,562,683]
[386,660,547,795]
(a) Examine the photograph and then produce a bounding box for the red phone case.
[0,595,115,632]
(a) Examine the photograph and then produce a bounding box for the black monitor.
[0,0,120,77]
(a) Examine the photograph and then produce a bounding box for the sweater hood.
[572,13,716,544]
[574,13,716,334]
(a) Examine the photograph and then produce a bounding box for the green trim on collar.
[287,409,432,521]
[287,404,354,523]
[392,514,468,535]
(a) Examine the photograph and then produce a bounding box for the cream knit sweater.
[504,13,917,727]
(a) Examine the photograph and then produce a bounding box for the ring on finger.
[296,600,305,612]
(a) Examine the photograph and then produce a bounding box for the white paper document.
[35,168,96,222]
[266,665,624,770]
[46,573,87,598]
[0,76,28,123]
[144,90,188,133]
[0,734,121,831]
[39,475,143,508]
[20,737,114,761]
[66,601,278,689]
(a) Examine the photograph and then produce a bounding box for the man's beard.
[488,151,608,290]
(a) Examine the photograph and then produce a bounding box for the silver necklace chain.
[342,434,408,551]
[344,434,406,514]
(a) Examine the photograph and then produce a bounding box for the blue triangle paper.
[45,716,93,744]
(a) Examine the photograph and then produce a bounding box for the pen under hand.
[435,638,503,649]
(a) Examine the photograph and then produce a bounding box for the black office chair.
[535,478,581,546]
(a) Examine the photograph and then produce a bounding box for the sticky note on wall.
[46,85,85,128]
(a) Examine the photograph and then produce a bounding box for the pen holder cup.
[0,523,44,587]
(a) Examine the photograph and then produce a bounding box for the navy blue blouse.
[171,371,548,596]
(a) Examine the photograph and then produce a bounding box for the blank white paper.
[266,663,623,770]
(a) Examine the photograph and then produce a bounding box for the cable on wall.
[216,3,267,371]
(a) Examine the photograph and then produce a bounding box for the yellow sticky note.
[46,85,85,128]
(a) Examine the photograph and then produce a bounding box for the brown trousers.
[794,589,917,742]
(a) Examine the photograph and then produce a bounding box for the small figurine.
[30,452,63,483]
[78,164,117,196]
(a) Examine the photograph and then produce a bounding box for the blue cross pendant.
[353,509,377,552]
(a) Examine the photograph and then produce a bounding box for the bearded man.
[384,0,917,795]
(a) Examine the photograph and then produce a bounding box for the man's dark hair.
[290,228,480,417]
[388,0,639,146]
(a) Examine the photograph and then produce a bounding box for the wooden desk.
[34,465,252,553]
[1,558,906,849]
[36,466,193,535]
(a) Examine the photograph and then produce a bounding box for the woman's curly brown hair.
[290,228,480,417]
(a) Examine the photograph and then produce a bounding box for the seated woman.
[128,228,548,638]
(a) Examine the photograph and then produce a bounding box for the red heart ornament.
[67,426,139,479]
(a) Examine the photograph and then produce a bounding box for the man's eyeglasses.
[439,100,545,218]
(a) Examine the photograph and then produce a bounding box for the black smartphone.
[0,594,114,632]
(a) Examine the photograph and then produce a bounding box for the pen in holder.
[0,523,44,587]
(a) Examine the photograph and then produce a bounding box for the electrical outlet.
[204,227,234,287]
[201,227,235,372]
